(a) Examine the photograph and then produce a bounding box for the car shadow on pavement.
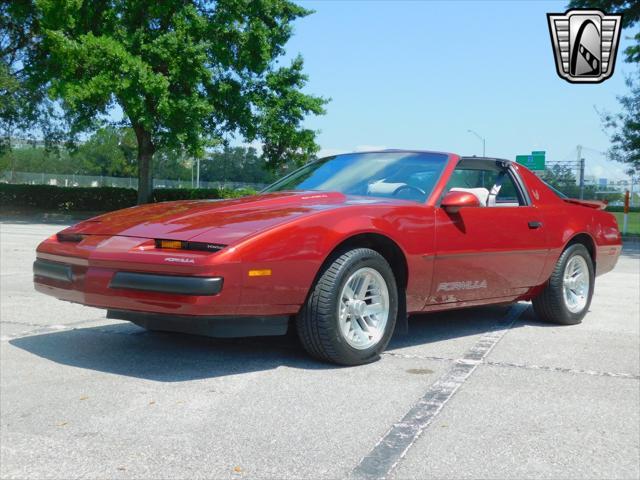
[390,304,515,351]
[9,304,536,382]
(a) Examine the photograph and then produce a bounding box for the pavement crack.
[381,352,453,362]
[483,359,640,380]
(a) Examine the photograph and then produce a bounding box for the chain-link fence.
[0,171,266,191]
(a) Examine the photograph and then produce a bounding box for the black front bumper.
[33,259,73,282]
[34,259,224,296]
[107,310,289,338]
[109,272,223,296]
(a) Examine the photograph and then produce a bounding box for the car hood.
[64,191,353,245]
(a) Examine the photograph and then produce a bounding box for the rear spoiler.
[563,198,607,210]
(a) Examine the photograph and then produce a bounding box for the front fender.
[226,209,389,312]
[229,204,434,314]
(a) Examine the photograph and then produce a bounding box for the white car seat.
[367,180,407,195]
[450,187,489,207]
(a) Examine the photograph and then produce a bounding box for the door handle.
[528,221,543,229]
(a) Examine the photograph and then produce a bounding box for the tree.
[3,1,327,203]
[153,148,191,182]
[602,73,640,175]
[568,1,639,63]
[1,2,32,157]
[540,164,598,199]
[568,2,639,176]
[70,127,138,177]
[0,62,22,178]
[1,3,65,139]
[200,146,282,184]
[541,164,579,190]
[1,2,64,179]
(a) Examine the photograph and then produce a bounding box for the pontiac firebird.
[33,151,622,365]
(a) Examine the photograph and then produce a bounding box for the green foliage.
[153,187,256,202]
[3,0,328,203]
[602,74,640,175]
[607,205,640,212]
[1,3,32,153]
[0,132,284,184]
[540,164,600,199]
[568,0,640,63]
[612,211,640,235]
[201,146,290,184]
[568,3,639,175]
[598,191,625,203]
[251,56,326,169]
[0,183,255,212]
[540,164,578,187]
[0,2,65,155]
[0,62,21,154]
[71,127,138,177]
[0,127,139,176]
[152,149,190,182]
[0,145,73,174]
[0,184,137,211]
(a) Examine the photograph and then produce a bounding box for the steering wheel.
[392,184,426,198]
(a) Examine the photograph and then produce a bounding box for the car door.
[427,160,548,306]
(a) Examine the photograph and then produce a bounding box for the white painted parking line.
[350,303,528,480]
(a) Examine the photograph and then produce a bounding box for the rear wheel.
[533,243,594,325]
[296,248,398,365]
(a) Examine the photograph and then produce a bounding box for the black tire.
[296,248,398,365]
[532,243,595,325]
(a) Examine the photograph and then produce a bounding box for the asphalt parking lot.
[1,220,639,480]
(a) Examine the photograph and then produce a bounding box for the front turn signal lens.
[158,239,183,249]
[155,239,226,253]
[248,269,272,277]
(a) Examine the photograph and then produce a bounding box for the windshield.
[263,152,449,203]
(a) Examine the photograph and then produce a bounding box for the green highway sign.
[516,151,545,171]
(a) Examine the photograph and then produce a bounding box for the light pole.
[189,158,201,188]
[467,129,486,157]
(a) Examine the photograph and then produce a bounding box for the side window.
[446,169,498,190]
[494,174,522,206]
[444,167,526,207]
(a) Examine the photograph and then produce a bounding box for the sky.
[278,0,638,181]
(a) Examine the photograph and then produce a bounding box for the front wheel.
[533,243,594,325]
[296,248,398,365]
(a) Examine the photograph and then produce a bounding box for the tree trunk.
[134,126,155,204]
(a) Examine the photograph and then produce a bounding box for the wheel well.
[566,233,596,265]
[328,233,409,289]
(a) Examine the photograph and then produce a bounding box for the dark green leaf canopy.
[568,1,639,175]
[602,74,640,175]
[2,0,328,202]
[568,0,640,63]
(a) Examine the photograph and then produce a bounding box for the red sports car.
[34,151,622,365]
